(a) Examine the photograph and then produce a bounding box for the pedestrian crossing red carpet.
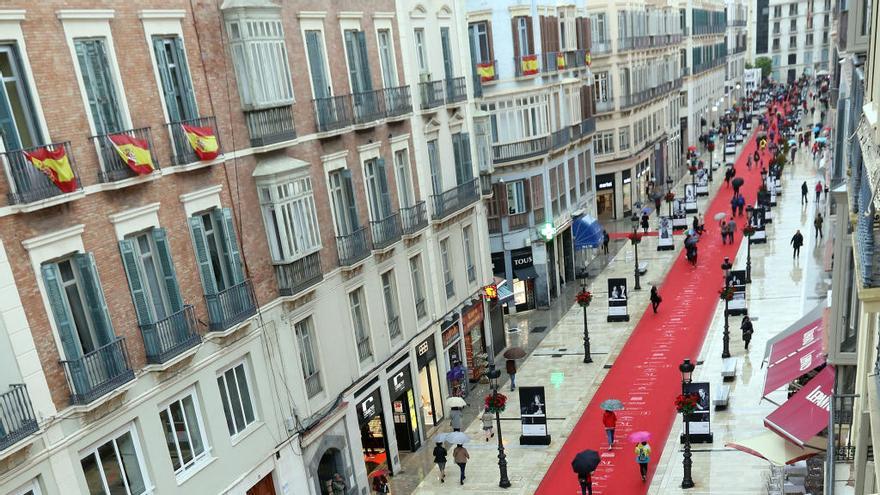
[535,112,779,494]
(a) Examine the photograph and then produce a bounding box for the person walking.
[635,441,652,481]
[720,221,728,244]
[603,409,617,449]
[449,406,463,431]
[791,230,805,259]
[800,181,808,205]
[453,444,469,485]
[602,230,610,255]
[727,218,737,244]
[640,212,649,233]
[481,408,495,442]
[578,472,594,495]
[814,212,824,239]
[650,286,662,314]
[506,358,517,391]
[741,316,754,350]
[815,181,822,202]
[432,442,448,483]
[372,475,390,493]
[736,194,746,216]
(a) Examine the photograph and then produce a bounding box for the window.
[381,270,401,340]
[790,19,797,31]
[789,4,798,15]
[74,38,124,135]
[189,208,244,294]
[304,30,331,99]
[413,28,428,75]
[619,127,630,150]
[350,288,372,362]
[773,6,782,16]
[377,29,397,89]
[409,255,427,319]
[427,139,442,195]
[80,429,148,495]
[440,27,454,80]
[294,317,322,397]
[463,226,476,283]
[773,21,780,34]
[772,38,780,50]
[805,51,813,65]
[364,158,392,221]
[328,169,360,235]
[506,180,527,214]
[593,132,615,155]
[440,238,454,299]
[593,13,607,43]
[259,176,321,262]
[225,16,294,108]
[217,361,256,436]
[594,72,610,101]
[393,149,415,208]
[344,30,373,96]
[151,36,197,123]
[823,31,829,44]
[0,44,42,150]
[468,22,492,63]
[806,33,814,46]
[452,132,473,185]
[120,229,183,325]
[159,392,209,476]
[516,17,531,56]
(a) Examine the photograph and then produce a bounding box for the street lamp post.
[631,217,642,290]
[744,208,754,283]
[487,365,511,488]
[666,176,674,217]
[721,257,732,359]
[679,359,696,489]
[578,283,593,363]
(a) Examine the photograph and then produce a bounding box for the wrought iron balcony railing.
[431,178,479,220]
[0,384,38,451]
[336,227,371,266]
[166,116,222,166]
[92,127,160,183]
[514,54,541,78]
[551,128,571,150]
[205,280,257,332]
[492,136,550,164]
[274,252,323,297]
[400,201,428,235]
[479,174,493,196]
[140,305,201,364]
[2,141,81,205]
[370,212,402,250]
[314,95,354,132]
[384,85,413,118]
[60,337,135,405]
[445,77,467,104]
[244,105,296,147]
[352,89,386,125]
[420,80,445,109]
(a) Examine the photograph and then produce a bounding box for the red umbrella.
[688,145,697,152]
[368,469,390,478]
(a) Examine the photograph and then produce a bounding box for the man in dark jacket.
[791,230,805,259]
[602,230,610,255]
[741,316,754,350]
[432,442,448,483]
[506,359,517,391]
[801,181,808,205]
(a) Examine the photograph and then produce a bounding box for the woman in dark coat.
[741,316,754,350]
[640,213,649,233]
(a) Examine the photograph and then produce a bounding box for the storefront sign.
[416,337,436,369]
[596,173,615,190]
[519,386,551,445]
[356,388,383,425]
[511,248,533,268]
[461,300,484,332]
[387,367,413,400]
[442,323,461,349]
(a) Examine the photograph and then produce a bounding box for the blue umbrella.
[816,137,827,144]
[572,215,604,250]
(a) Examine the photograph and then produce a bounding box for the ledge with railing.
[431,178,479,220]
[388,315,401,340]
[275,251,323,297]
[370,212,402,250]
[205,280,257,332]
[400,201,428,235]
[352,88,387,125]
[384,85,413,118]
[513,54,541,78]
[693,56,727,75]
[166,116,222,166]
[244,105,296,147]
[445,77,467,104]
[314,95,354,132]
[581,116,597,136]
[337,227,371,267]
[2,141,82,206]
[304,371,322,398]
[141,305,201,365]
[60,337,135,405]
[592,41,612,55]
[92,127,160,184]
[596,98,616,113]
[474,60,498,84]
[492,135,550,164]
[356,335,373,362]
[419,79,445,109]
[0,384,38,452]
[692,24,726,35]
[551,127,571,150]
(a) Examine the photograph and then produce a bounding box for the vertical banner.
[519,386,551,445]
[726,270,748,315]
[684,184,698,213]
[657,216,675,251]
[696,169,709,196]
[749,206,767,243]
[672,199,689,228]
[683,382,714,443]
[607,278,629,322]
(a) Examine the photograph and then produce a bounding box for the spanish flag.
[108,133,154,175]
[585,52,592,67]
[556,53,566,69]
[23,146,77,193]
[521,54,539,76]
[476,62,496,82]
[181,124,220,161]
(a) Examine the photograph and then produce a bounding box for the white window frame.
[10,479,42,495]
[381,269,401,341]
[374,20,398,89]
[216,359,258,438]
[463,225,476,283]
[224,11,295,109]
[349,287,373,363]
[79,424,152,495]
[257,173,322,263]
[409,254,427,320]
[0,14,50,145]
[140,12,196,126]
[298,15,334,100]
[506,180,527,214]
[413,27,429,75]
[619,127,630,150]
[516,17,530,56]
[294,316,322,398]
[440,238,454,299]
[391,136,415,208]
[158,387,212,481]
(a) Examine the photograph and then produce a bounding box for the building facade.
[682,0,729,149]
[751,0,834,81]
[725,0,748,104]
[465,1,598,310]
[0,2,492,495]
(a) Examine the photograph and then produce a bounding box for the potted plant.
[576,290,593,307]
[484,392,508,413]
[742,225,756,237]
[628,232,643,245]
[674,393,700,415]
[665,191,676,202]
[718,286,735,301]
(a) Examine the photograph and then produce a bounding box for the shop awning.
[726,432,825,466]
[762,306,826,397]
[495,278,514,304]
[764,366,834,447]
[514,265,539,280]
[763,305,825,360]
[572,214,604,250]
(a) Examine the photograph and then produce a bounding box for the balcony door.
[440,27,454,80]
[119,228,184,326]
[0,44,41,151]
[305,30,331,100]
[365,158,392,221]
[74,38,124,135]
[151,36,197,124]
[189,209,244,294]
[329,169,360,236]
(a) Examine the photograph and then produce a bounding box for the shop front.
[416,337,444,428]
[511,247,538,311]
[461,299,487,382]
[596,173,615,220]
[356,388,390,476]
[622,169,633,217]
[442,319,468,398]
[636,157,653,206]
[387,364,421,453]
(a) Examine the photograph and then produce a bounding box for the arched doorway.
[317,449,344,494]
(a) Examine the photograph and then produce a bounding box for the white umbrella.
[714,212,727,222]
[446,396,467,408]
[445,431,470,445]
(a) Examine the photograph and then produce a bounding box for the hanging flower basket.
[719,286,735,301]
[485,392,508,413]
[665,191,676,202]
[674,393,700,415]
[576,290,593,307]
[628,232,643,245]
[688,165,698,174]
[742,225,756,237]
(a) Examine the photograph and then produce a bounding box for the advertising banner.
[607,278,629,322]
[727,270,747,315]
[519,386,551,445]
[657,216,675,251]
[684,184,698,213]
[683,382,714,443]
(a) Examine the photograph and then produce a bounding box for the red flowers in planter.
[628,232,643,244]
[688,165,698,174]
[675,393,700,414]
[485,392,508,413]
[665,191,676,202]
[719,286,735,301]
[742,225,756,237]
[576,290,593,307]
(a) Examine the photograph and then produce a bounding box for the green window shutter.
[356,31,373,92]
[341,169,360,229]
[451,133,464,185]
[460,133,474,182]
[151,228,184,313]
[305,31,330,99]
[440,27,454,80]
[41,263,82,360]
[73,252,115,346]
[215,208,245,284]
[118,239,153,326]
[188,216,217,294]
[344,31,362,94]
[151,37,179,122]
[375,157,392,217]
[172,37,198,121]
[75,39,123,135]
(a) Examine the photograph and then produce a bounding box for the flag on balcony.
[556,53,566,69]
[23,146,77,193]
[521,55,539,75]
[476,62,495,82]
[585,52,592,67]
[108,133,154,175]
[181,124,220,161]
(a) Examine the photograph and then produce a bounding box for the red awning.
[762,315,826,397]
[764,366,834,446]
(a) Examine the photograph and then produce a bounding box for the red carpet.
[536,106,786,494]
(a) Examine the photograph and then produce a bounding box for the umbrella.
[446,397,467,408]
[434,432,448,444]
[600,399,624,411]
[685,236,699,247]
[573,215,604,250]
[445,431,470,445]
[714,212,727,222]
[651,191,664,201]
[503,347,527,360]
[816,137,828,144]
[369,469,391,478]
[571,449,601,474]
[628,431,652,443]
[732,177,744,188]
[788,138,797,146]
[688,145,697,152]
[641,206,652,215]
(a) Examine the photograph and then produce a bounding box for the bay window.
[259,175,321,262]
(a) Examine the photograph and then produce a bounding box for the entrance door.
[247,473,276,495]
[392,389,421,452]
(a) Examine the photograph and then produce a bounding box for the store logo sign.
[417,340,429,356]
[360,395,377,419]
[391,371,406,394]
[512,256,533,266]
[598,181,613,189]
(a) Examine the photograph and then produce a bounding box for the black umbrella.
[571,449,601,474]
[732,177,745,188]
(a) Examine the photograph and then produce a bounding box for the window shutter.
[152,37,180,122]
[375,158,392,217]
[451,134,463,184]
[215,208,245,284]
[459,133,473,182]
[495,182,509,215]
[173,37,198,121]
[188,216,218,294]
[522,178,532,210]
[511,18,521,58]
[344,31,362,94]
[525,16,534,53]
[341,169,360,229]
[486,21,495,60]
[487,182,500,217]
[41,263,82,360]
[118,238,153,326]
[532,174,544,208]
[74,252,115,346]
[539,15,547,53]
[89,40,123,134]
[356,31,373,91]
[305,31,330,99]
[152,228,184,313]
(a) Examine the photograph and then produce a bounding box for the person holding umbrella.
[635,440,652,481]
[432,439,448,483]
[505,358,517,391]
[602,408,617,449]
[571,450,600,495]
[453,443,470,485]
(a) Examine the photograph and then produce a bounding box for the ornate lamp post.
[720,257,733,359]
[666,176,674,217]
[743,217,755,283]
[678,359,696,489]
[576,285,593,363]
[630,218,642,290]
[485,366,511,488]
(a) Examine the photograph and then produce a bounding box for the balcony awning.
[764,366,835,447]
[762,305,826,398]
[514,265,539,281]
[252,154,309,178]
[725,432,825,466]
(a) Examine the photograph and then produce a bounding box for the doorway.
[246,473,276,495]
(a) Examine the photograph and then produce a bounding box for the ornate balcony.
[352,89,386,125]
[445,77,467,104]
[274,252,323,297]
[205,280,257,332]
[479,174,493,196]
[514,54,541,77]
[400,201,428,235]
[370,212,402,250]
[166,116,222,166]
[60,337,135,405]
[336,227,371,267]
[140,305,201,365]
[0,384,38,452]
[314,95,353,132]
[492,136,550,164]
[420,80,445,109]
[384,85,413,118]
[2,141,81,205]
[92,127,160,183]
[244,105,296,147]
[551,128,571,150]
[431,178,479,220]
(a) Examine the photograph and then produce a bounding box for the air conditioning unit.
[419,72,433,83]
